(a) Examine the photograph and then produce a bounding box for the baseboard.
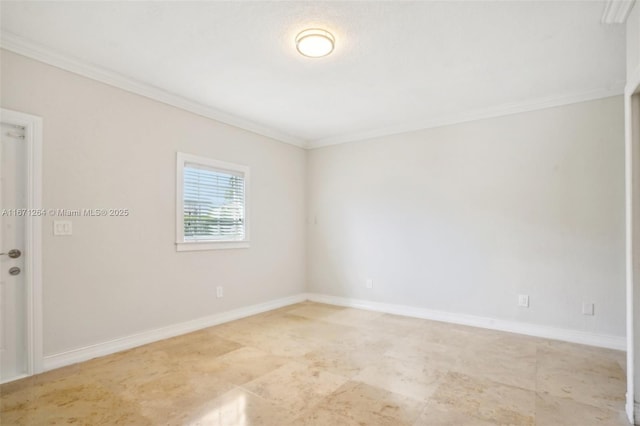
[633,401,640,425]
[306,293,626,351]
[43,293,307,371]
[0,373,30,385]
[43,292,625,372]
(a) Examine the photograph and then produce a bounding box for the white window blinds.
[183,163,245,241]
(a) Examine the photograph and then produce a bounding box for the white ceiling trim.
[312,85,625,149]
[0,30,625,151]
[0,31,309,149]
[601,0,636,23]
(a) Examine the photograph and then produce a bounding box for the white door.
[0,121,27,382]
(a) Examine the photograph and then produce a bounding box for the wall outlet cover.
[53,220,73,236]
[582,302,595,316]
[518,294,529,308]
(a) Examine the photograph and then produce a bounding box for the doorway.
[0,108,43,383]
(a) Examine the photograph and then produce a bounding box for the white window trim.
[176,152,250,251]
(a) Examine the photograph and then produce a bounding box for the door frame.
[0,108,43,381]
[627,64,640,423]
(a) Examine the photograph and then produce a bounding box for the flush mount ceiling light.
[295,29,335,58]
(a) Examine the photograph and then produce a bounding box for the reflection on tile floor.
[0,302,629,425]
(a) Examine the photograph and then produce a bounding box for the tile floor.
[0,302,629,425]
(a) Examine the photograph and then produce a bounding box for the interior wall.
[626,94,640,424]
[307,96,626,338]
[0,49,307,356]
[628,4,640,81]
[627,3,640,422]
[0,46,627,357]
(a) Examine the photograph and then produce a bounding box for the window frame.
[176,152,250,251]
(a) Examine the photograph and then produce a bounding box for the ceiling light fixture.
[295,29,335,58]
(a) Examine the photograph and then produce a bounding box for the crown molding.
[1,31,625,151]
[601,0,636,24]
[310,86,626,149]
[0,31,309,149]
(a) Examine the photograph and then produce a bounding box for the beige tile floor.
[0,302,629,425]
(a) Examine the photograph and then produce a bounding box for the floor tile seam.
[534,389,626,413]
[303,379,424,423]
[415,401,501,426]
[441,367,537,394]
[347,378,429,406]
[240,378,341,417]
[363,367,450,403]
[295,315,367,332]
[532,391,629,426]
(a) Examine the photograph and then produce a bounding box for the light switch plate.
[582,302,595,316]
[53,220,72,236]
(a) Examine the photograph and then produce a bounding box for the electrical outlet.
[582,302,594,316]
[365,279,373,289]
[216,286,224,298]
[518,294,529,308]
[53,220,73,236]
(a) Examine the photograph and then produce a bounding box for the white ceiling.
[0,1,626,148]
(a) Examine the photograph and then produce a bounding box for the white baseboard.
[43,292,626,373]
[633,401,640,425]
[0,373,30,385]
[306,293,627,351]
[43,294,307,371]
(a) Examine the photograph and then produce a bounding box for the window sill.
[176,240,250,252]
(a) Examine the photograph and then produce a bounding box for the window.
[176,153,250,251]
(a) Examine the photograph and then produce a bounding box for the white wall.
[629,91,640,423]
[307,96,625,338]
[0,46,627,360]
[0,50,307,356]
[628,4,640,81]
[626,3,640,421]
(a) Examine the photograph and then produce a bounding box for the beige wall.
[628,4,640,81]
[0,47,627,358]
[627,4,640,420]
[307,96,625,337]
[0,50,307,356]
